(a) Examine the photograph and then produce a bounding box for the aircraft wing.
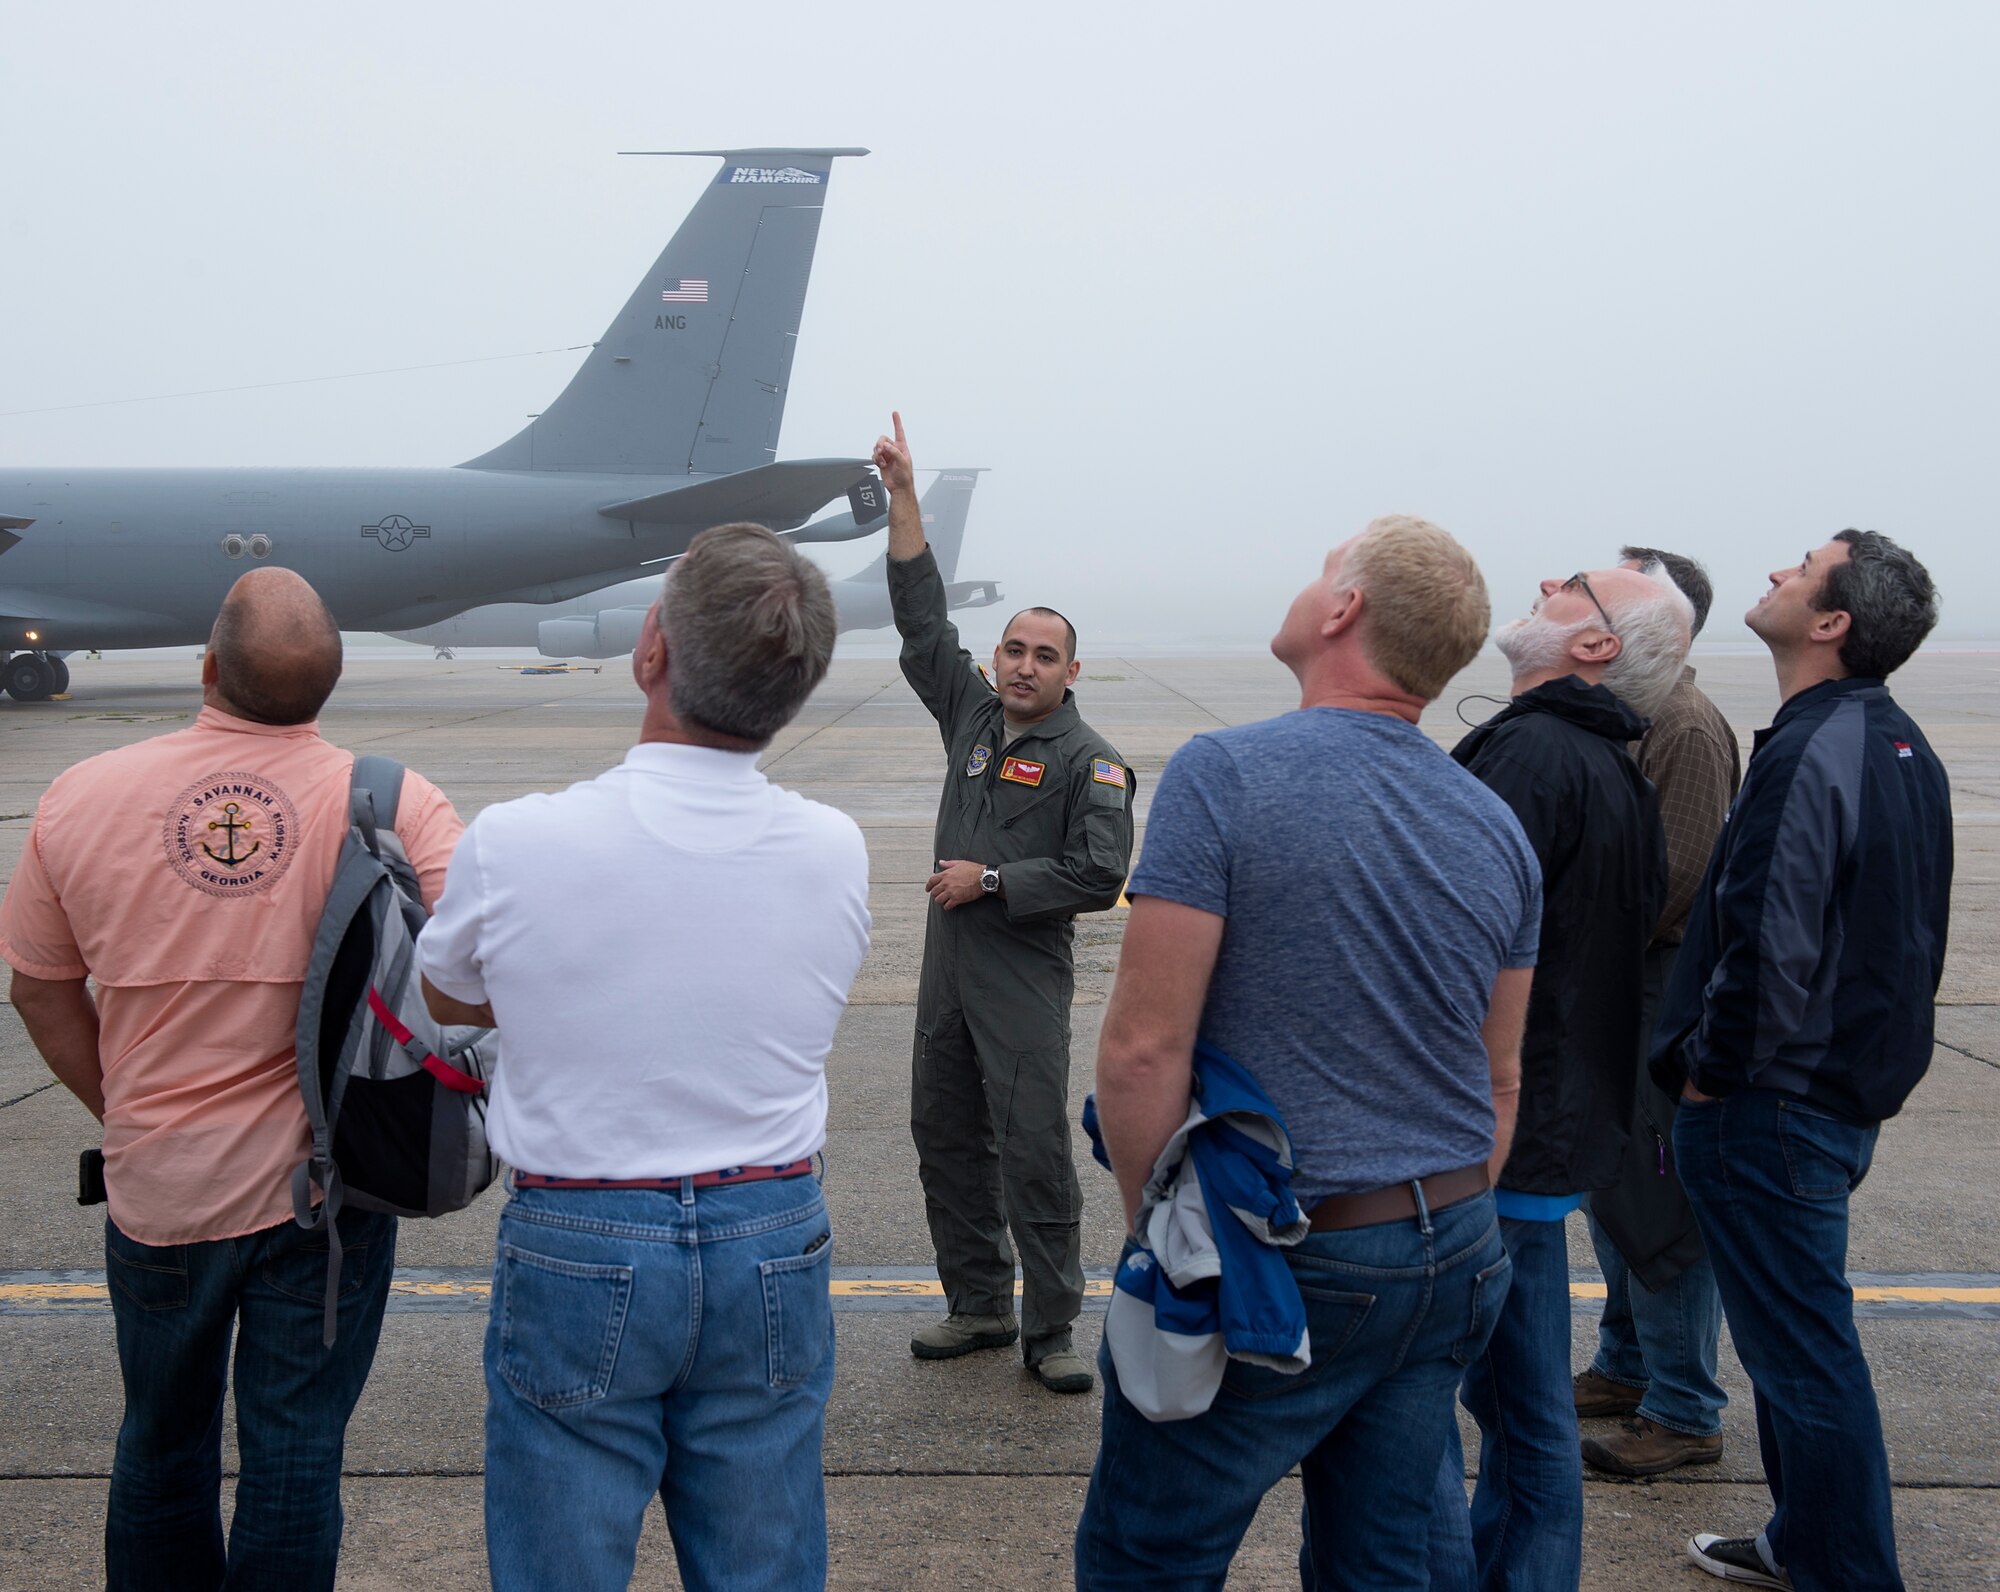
[0,515,30,556]
[598,459,873,534]
[787,505,884,546]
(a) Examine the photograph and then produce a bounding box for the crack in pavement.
[0,1081,56,1112]
[760,679,902,773]
[1110,657,1233,729]
[1938,1040,2000,1072]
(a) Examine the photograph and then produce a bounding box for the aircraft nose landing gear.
[1,652,67,702]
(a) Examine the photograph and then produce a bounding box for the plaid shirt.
[1636,667,1741,946]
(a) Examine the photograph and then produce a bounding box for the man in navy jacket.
[1654,530,1949,1592]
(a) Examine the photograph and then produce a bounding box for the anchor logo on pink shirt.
[162,772,300,899]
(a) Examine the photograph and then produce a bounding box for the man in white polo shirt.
[418,523,870,1592]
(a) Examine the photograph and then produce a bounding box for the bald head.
[206,568,343,725]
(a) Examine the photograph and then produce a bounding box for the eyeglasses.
[1560,573,1617,635]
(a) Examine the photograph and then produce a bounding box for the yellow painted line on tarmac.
[1856,1285,2000,1304]
[0,1281,107,1305]
[7,1277,2000,1310]
[389,1278,490,1300]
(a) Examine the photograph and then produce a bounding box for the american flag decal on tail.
[661,280,709,303]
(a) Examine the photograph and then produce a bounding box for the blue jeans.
[103,1208,397,1592]
[483,1177,836,1592]
[1075,1189,1510,1591]
[1586,1210,1726,1436]
[1676,1090,1902,1591]
[1428,1216,1582,1592]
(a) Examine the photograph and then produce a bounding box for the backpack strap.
[351,755,421,901]
[290,754,408,1347]
[350,755,407,842]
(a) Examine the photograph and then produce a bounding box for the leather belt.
[1306,1163,1490,1233]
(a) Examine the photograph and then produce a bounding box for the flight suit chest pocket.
[998,781,1063,832]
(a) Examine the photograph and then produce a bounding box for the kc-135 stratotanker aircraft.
[0,147,884,703]
[390,467,1001,658]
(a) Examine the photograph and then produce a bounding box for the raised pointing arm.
[873,411,926,563]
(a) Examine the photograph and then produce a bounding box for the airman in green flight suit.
[873,414,1136,1394]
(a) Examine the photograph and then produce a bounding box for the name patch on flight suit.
[965,744,992,776]
[999,756,1045,787]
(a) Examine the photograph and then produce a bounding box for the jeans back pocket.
[495,1244,633,1411]
[760,1239,834,1390]
[261,1212,387,1307]
[105,1222,189,1313]
[1777,1100,1876,1200]
[1221,1281,1374,1403]
[1451,1250,1514,1368]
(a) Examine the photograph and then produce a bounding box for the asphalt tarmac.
[2,644,1997,1589]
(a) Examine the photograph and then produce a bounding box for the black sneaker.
[1688,1533,1789,1587]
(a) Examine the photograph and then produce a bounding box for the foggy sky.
[4,3,1996,653]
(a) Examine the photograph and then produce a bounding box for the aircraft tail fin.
[839,469,985,586]
[461,148,866,476]
[919,469,983,581]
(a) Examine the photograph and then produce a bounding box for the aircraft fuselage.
[0,466,742,650]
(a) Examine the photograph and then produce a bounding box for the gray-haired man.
[1577,548,1741,1478]
[420,523,871,1592]
[1429,565,1687,1590]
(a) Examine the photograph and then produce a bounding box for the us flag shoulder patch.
[1092,758,1127,788]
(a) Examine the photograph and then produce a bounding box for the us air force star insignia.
[361,514,431,551]
[162,772,301,898]
[965,744,992,777]
[999,756,1045,787]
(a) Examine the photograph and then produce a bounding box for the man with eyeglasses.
[1576,548,1741,1482]
[1428,566,1690,1592]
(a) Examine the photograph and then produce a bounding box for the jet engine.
[537,605,650,660]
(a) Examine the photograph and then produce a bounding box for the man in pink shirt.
[0,568,463,1592]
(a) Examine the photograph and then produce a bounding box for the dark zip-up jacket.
[1650,676,1952,1124]
[889,547,1136,1037]
[1454,677,1667,1195]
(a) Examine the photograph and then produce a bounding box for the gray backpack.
[291,756,498,1343]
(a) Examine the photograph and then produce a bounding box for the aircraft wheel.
[3,653,57,702]
[49,657,71,695]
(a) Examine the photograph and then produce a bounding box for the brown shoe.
[1571,1368,1643,1418]
[1583,1415,1724,1477]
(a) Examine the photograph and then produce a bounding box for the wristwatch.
[980,865,1001,896]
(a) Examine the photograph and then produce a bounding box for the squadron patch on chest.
[999,756,1046,787]
[965,744,992,777]
[1092,758,1127,789]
